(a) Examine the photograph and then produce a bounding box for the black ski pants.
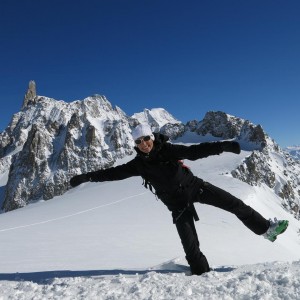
[175,210,210,275]
[175,181,270,275]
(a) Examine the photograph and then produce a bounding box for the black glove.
[70,173,90,187]
[221,141,241,154]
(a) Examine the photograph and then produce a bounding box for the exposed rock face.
[184,111,267,150]
[194,111,243,138]
[1,93,136,211]
[232,146,300,218]
[22,80,37,109]
[160,123,185,140]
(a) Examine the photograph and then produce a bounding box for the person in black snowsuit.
[70,124,286,275]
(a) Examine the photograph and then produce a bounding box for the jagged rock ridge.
[1,92,136,211]
[186,112,267,150]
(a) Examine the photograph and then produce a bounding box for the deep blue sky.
[1,0,299,147]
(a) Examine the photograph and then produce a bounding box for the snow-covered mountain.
[0,81,300,222]
[132,107,180,128]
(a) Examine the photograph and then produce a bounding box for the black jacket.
[87,133,225,212]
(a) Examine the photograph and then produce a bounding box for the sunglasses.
[135,135,151,145]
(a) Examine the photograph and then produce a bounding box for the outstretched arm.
[164,141,241,161]
[70,159,140,187]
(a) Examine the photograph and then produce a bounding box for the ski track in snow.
[0,192,148,233]
[0,261,300,300]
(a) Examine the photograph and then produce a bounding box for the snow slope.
[0,148,300,299]
[132,108,180,128]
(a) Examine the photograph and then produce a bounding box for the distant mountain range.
[0,81,299,220]
[284,146,300,160]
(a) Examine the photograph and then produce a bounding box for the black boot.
[189,253,210,276]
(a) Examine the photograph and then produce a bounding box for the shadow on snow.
[0,268,188,283]
[0,265,235,283]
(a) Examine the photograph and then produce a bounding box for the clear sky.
[1,0,299,147]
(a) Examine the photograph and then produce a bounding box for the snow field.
[0,150,299,299]
[0,261,300,300]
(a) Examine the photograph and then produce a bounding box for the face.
[135,136,154,153]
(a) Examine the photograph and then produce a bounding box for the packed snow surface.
[0,147,300,299]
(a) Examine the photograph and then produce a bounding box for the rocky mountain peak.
[198,111,244,138]
[1,91,138,211]
[22,80,37,109]
[186,111,269,151]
